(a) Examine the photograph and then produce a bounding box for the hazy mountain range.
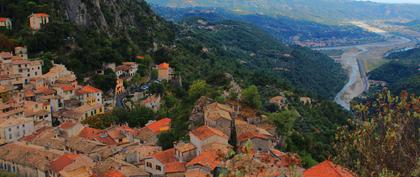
[147,0,420,23]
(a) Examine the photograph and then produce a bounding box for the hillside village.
[0,9,360,177]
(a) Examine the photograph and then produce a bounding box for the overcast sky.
[365,0,420,4]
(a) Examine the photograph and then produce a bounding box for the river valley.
[317,33,416,110]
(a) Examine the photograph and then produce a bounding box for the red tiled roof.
[185,169,211,177]
[0,52,13,59]
[31,13,49,17]
[57,84,75,91]
[21,127,50,142]
[115,65,131,72]
[77,85,102,95]
[186,151,222,170]
[0,17,9,22]
[151,148,186,173]
[191,125,228,140]
[24,89,35,97]
[103,170,126,177]
[79,127,116,145]
[59,121,77,129]
[304,160,356,177]
[145,118,171,133]
[152,148,177,164]
[237,131,270,142]
[158,62,170,70]
[50,154,79,172]
[142,95,159,104]
[136,56,145,59]
[166,162,186,173]
[35,86,56,95]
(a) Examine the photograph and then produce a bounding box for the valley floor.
[318,32,415,110]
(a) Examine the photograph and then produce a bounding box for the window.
[9,134,12,140]
[156,165,162,171]
[146,162,152,168]
[8,128,11,132]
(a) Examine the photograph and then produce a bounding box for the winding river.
[316,34,414,110]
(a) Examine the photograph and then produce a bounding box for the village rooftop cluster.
[0,13,356,177]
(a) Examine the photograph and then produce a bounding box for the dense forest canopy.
[369,47,420,95]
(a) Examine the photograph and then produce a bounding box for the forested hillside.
[170,19,347,99]
[0,0,175,78]
[369,47,420,94]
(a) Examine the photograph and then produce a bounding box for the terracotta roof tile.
[77,85,102,95]
[185,169,211,177]
[59,121,77,129]
[103,170,126,177]
[0,52,12,59]
[190,125,228,140]
[0,17,9,22]
[175,143,196,153]
[150,148,186,173]
[145,118,171,133]
[152,148,177,164]
[186,151,222,170]
[50,154,79,173]
[304,160,356,177]
[79,127,116,145]
[31,13,49,17]
[57,84,75,91]
[157,62,170,70]
[237,131,271,143]
[165,162,186,173]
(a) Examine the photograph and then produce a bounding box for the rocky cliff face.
[54,0,174,45]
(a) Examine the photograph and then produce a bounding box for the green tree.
[126,106,155,127]
[241,85,262,109]
[335,90,420,177]
[269,109,300,137]
[157,131,179,150]
[188,80,210,101]
[148,82,165,96]
[91,69,116,92]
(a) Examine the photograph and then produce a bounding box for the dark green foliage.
[0,0,175,80]
[370,48,420,95]
[83,106,155,129]
[173,19,346,99]
[188,80,210,101]
[91,69,117,92]
[272,100,349,167]
[241,85,262,109]
[148,82,165,96]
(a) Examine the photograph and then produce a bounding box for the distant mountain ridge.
[148,0,420,23]
[152,5,383,46]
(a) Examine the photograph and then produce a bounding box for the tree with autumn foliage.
[334,90,420,177]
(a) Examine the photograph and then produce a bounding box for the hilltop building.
[29,13,49,30]
[0,17,12,29]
